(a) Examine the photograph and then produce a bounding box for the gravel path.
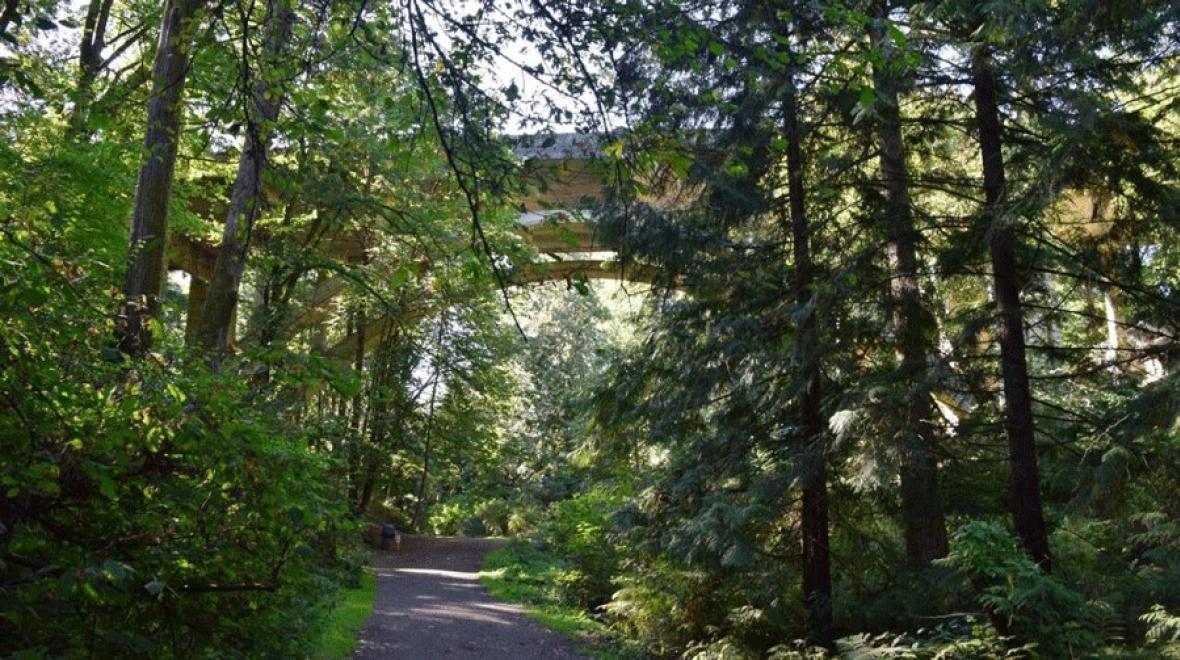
[354,535,587,659]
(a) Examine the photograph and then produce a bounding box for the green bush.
[1142,605,1180,657]
[605,560,701,654]
[538,487,625,610]
[481,540,645,659]
[479,499,512,536]
[507,508,537,535]
[428,496,520,536]
[0,239,360,657]
[940,520,1104,655]
[428,498,478,535]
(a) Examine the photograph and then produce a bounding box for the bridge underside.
[166,143,667,353]
[508,259,660,287]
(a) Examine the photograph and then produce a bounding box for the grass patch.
[479,541,644,659]
[312,569,377,659]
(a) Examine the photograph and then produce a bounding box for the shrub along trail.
[354,536,585,659]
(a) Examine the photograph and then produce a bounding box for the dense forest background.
[2,0,1179,657]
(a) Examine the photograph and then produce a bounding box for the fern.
[1143,605,1180,658]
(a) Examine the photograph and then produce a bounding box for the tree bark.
[970,45,1052,570]
[255,206,305,348]
[412,420,436,533]
[0,0,20,41]
[184,276,207,344]
[869,1,949,564]
[117,0,205,356]
[193,0,295,357]
[785,66,833,648]
[359,335,392,512]
[347,310,366,507]
[413,372,440,531]
[68,0,114,137]
[358,323,409,512]
[357,457,379,512]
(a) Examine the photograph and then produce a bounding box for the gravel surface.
[354,535,587,659]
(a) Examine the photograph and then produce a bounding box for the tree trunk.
[355,321,406,517]
[346,310,366,506]
[0,0,20,41]
[414,369,442,531]
[68,0,114,138]
[970,45,1052,570]
[309,272,330,353]
[256,206,304,348]
[193,0,295,357]
[117,0,205,356]
[357,458,379,512]
[869,1,949,564]
[785,66,833,648]
[184,277,207,344]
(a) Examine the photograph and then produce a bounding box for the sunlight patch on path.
[354,536,586,659]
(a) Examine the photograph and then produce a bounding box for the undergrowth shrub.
[428,495,521,536]
[1143,605,1180,657]
[940,521,1103,655]
[538,486,625,610]
[479,499,512,535]
[606,558,721,655]
[507,508,537,535]
[0,237,360,657]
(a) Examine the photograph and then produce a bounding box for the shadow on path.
[354,535,586,659]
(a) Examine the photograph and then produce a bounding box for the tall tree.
[868,0,949,563]
[784,56,834,647]
[193,0,296,356]
[970,41,1052,569]
[117,0,205,355]
[0,0,17,39]
[413,317,447,528]
[68,0,113,136]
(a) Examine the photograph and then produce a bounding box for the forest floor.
[353,535,586,659]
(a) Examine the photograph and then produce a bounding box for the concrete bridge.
[166,133,663,353]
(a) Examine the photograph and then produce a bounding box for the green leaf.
[888,24,908,50]
[858,86,876,108]
[98,475,118,500]
[391,266,413,287]
[19,286,49,308]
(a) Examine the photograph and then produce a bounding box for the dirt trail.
[354,535,587,659]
